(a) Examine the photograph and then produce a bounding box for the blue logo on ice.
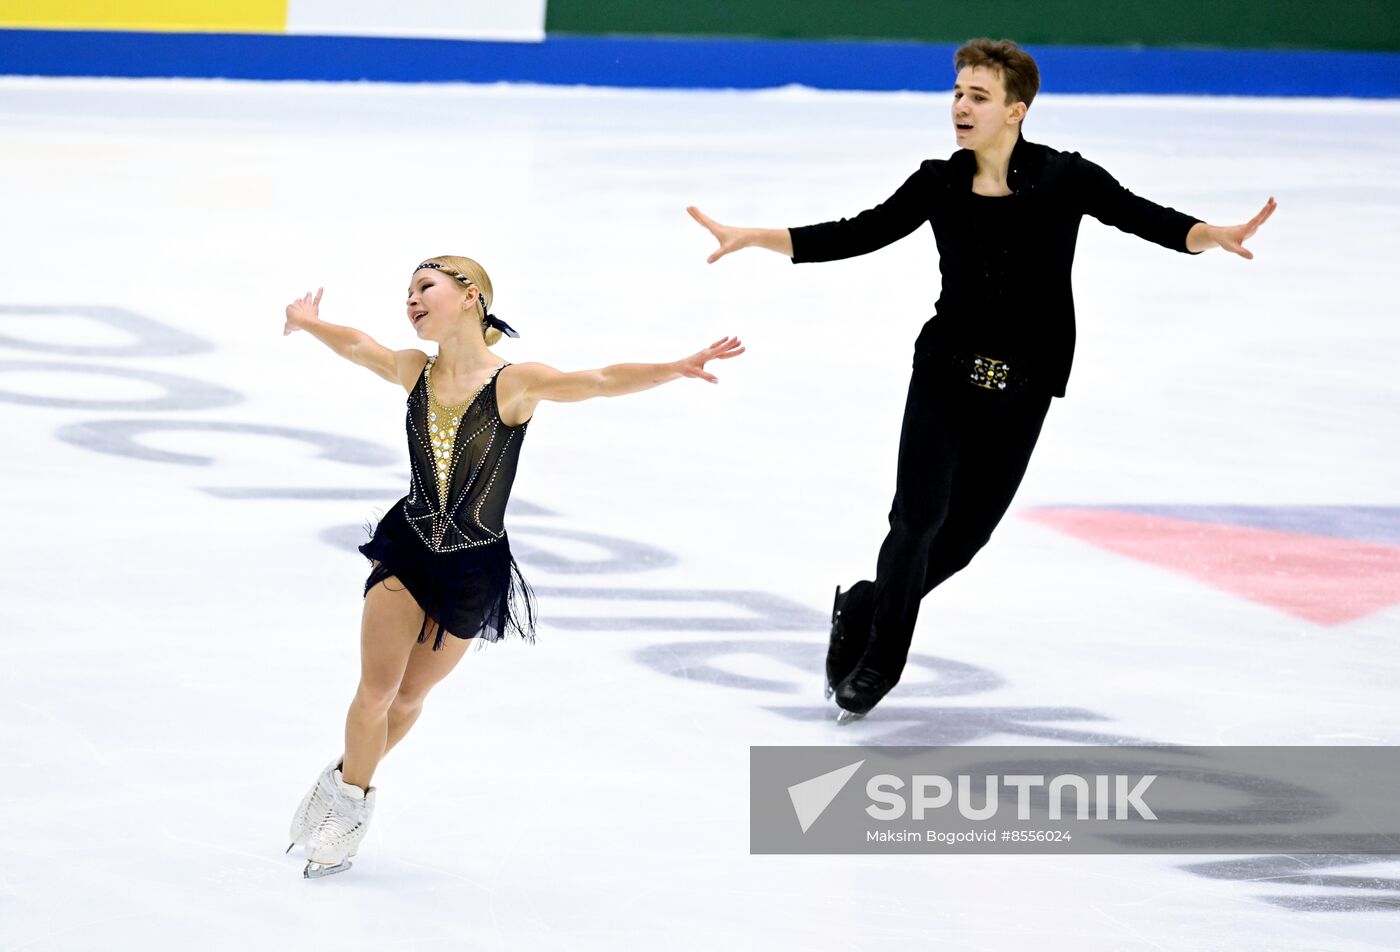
[787,760,865,833]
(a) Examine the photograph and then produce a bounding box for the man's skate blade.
[285,841,295,854]
[304,859,353,879]
[835,708,866,725]
[824,681,834,700]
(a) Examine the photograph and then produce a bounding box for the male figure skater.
[688,38,1276,721]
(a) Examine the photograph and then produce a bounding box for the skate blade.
[824,682,834,700]
[835,709,866,725]
[304,859,353,879]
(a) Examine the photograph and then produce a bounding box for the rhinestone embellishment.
[969,354,1010,391]
[403,356,525,553]
[425,357,499,509]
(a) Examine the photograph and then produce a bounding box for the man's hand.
[687,207,793,262]
[1189,197,1277,259]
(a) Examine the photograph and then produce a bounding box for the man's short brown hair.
[954,38,1040,109]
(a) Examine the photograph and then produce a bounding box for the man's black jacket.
[789,135,1200,397]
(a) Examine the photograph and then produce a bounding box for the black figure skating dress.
[359,357,535,650]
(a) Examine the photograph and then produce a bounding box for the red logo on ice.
[1022,506,1400,626]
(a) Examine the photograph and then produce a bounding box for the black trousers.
[845,357,1053,684]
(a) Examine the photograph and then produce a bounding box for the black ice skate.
[833,664,895,724]
[825,584,868,700]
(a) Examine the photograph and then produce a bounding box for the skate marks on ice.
[1183,855,1400,912]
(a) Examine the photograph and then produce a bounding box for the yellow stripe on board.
[0,1,287,33]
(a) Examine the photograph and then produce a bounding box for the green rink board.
[544,1,1400,53]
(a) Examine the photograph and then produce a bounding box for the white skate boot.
[303,769,377,879]
[286,757,342,854]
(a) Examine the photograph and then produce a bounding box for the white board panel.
[287,0,546,42]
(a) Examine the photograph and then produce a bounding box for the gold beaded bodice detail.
[426,360,496,509]
[402,357,526,553]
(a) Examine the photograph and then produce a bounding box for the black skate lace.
[847,667,890,692]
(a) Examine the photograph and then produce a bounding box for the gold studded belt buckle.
[969,354,1011,391]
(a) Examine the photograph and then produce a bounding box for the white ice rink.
[2,76,1399,950]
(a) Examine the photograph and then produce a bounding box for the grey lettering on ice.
[534,586,827,632]
[0,305,212,358]
[636,641,1002,697]
[56,419,397,466]
[508,525,679,574]
[0,360,241,411]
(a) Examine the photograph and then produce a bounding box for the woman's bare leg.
[382,626,472,755]
[340,576,425,790]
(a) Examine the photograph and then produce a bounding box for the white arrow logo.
[787,760,865,833]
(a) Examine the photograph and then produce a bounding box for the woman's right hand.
[675,335,746,383]
[283,287,323,335]
[687,206,750,264]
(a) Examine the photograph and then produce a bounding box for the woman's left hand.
[676,336,746,384]
[283,287,324,335]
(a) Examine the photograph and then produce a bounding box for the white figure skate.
[286,757,342,854]
[303,769,377,879]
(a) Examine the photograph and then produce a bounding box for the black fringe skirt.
[359,499,536,651]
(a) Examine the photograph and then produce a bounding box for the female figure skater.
[688,38,1276,723]
[281,256,743,877]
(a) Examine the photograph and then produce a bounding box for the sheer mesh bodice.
[359,356,534,650]
[403,357,526,553]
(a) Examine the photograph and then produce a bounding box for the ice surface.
[2,76,1398,950]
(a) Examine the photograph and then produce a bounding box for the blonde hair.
[416,255,502,346]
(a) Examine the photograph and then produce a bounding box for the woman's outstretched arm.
[497,336,745,424]
[283,288,427,390]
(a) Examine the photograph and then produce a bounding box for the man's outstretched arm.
[1076,154,1276,258]
[689,165,934,265]
[686,208,793,262]
[1185,197,1278,259]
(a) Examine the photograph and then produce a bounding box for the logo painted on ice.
[1024,505,1400,625]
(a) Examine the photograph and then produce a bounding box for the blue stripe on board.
[1068,506,1400,548]
[2,31,1398,97]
